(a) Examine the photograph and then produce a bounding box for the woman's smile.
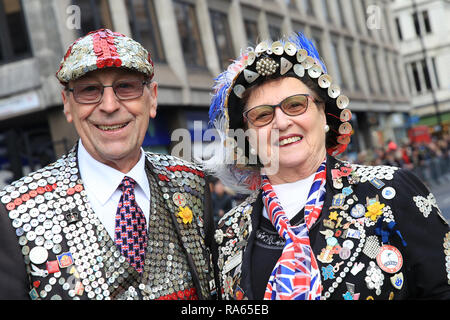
[278,134,303,147]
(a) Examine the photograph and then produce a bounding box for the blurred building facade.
[0,0,412,185]
[390,0,450,131]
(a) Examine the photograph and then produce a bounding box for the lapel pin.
[390,272,404,290]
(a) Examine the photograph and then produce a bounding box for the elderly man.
[0,29,216,300]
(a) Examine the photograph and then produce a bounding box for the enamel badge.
[376,245,403,274]
[390,272,404,290]
[331,193,346,209]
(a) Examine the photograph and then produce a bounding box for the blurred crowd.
[209,177,234,226]
[209,133,450,224]
[354,133,450,188]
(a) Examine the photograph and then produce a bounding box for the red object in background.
[387,141,397,151]
[408,126,432,144]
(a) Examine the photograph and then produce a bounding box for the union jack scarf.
[262,160,326,300]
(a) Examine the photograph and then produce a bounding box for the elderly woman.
[203,33,450,300]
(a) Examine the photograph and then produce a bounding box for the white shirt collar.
[78,139,150,205]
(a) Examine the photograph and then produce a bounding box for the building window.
[0,0,32,64]
[268,24,281,42]
[267,14,283,42]
[372,51,384,94]
[411,62,421,93]
[336,0,347,29]
[395,17,403,40]
[284,0,296,9]
[210,9,234,69]
[345,41,360,92]
[292,21,306,36]
[321,0,331,22]
[127,0,165,62]
[244,19,259,46]
[361,48,374,94]
[421,59,432,91]
[422,11,432,34]
[72,0,113,35]
[173,0,206,68]
[329,39,343,88]
[351,0,362,34]
[412,12,421,36]
[301,0,314,16]
[310,28,323,56]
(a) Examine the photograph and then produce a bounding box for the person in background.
[211,178,233,226]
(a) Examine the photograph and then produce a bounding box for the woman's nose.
[272,107,291,130]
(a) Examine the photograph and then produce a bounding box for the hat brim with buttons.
[56,29,154,84]
[202,32,352,193]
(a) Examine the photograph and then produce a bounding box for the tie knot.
[119,176,137,191]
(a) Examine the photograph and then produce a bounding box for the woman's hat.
[209,32,352,157]
[203,33,352,193]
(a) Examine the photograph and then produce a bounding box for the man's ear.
[148,81,158,119]
[61,89,73,123]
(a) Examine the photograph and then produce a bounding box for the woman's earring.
[324,124,330,133]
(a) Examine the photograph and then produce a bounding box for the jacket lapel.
[56,147,143,299]
[144,153,211,300]
[240,192,262,300]
[217,191,258,299]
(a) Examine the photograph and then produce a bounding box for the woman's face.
[244,77,327,176]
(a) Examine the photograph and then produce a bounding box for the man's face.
[62,68,158,173]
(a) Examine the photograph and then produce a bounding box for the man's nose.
[97,86,121,112]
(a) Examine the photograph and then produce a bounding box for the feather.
[287,32,327,73]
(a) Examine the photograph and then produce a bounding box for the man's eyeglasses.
[243,94,319,127]
[67,79,149,104]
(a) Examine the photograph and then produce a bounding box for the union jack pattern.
[115,176,148,273]
[262,160,326,300]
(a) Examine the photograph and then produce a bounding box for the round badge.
[333,179,343,189]
[338,122,352,135]
[339,247,351,260]
[340,109,352,122]
[337,135,351,145]
[376,245,403,274]
[326,236,338,247]
[342,239,354,249]
[29,246,49,265]
[172,192,186,207]
[350,204,366,218]
[382,187,396,200]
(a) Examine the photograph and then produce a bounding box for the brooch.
[177,206,193,224]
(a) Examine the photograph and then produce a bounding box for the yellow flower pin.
[365,201,385,221]
[329,211,339,221]
[177,206,193,224]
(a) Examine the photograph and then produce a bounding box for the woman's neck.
[265,151,326,185]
